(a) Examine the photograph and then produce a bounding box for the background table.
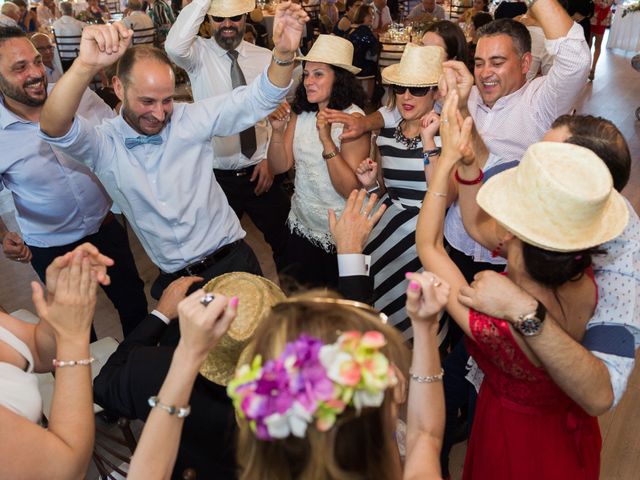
[607,8,640,52]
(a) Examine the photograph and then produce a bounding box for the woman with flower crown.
[128,273,451,479]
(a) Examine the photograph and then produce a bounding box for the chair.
[52,30,82,72]
[378,40,405,69]
[104,0,122,15]
[132,26,156,46]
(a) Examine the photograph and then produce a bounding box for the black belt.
[213,165,256,178]
[167,240,242,278]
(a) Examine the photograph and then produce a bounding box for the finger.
[343,189,358,214]
[107,23,119,53]
[369,201,387,226]
[213,296,238,338]
[457,290,475,308]
[31,281,48,320]
[67,250,83,294]
[92,28,106,52]
[79,256,92,297]
[362,189,377,215]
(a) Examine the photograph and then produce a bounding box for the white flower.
[264,401,313,439]
[319,345,354,384]
[353,389,384,413]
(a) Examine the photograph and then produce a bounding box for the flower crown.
[227,331,398,441]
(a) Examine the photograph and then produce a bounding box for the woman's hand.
[405,272,450,326]
[269,101,291,132]
[175,289,237,367]
[420,110,440,147]
[355,158,378,189]
[439,90,474,169]
[31,250,98,342]
[316,109,334,144]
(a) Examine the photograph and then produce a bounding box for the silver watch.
[514,301,547,337]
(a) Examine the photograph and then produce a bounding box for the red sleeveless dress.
[462,277,602,480]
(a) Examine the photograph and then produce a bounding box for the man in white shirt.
[166,0,291,272]
[0,3,20,27]
[372,0,391,35]
[407,0,445,21]
[39,6,308,299]
[52,2,87,69]
[122,0,156,43]
[29,33,63,82]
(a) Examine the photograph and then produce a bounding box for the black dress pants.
[28,216,148,338]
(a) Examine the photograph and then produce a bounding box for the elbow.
[582,389,614,417]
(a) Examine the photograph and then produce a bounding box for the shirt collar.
[0,86,52,129]
[113,109,168,142]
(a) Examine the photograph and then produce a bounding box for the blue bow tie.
[124,134,163,149]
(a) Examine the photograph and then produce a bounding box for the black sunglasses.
[211,14,244,22]
[391,85,434,97]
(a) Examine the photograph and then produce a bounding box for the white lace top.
[288,104,364,252]
[0,325,42,423]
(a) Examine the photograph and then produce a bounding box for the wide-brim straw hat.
[296,34,361,75]
[199,272,286,386]
[207,0,255,17]
[477,142,629,252]
[381,43,444,87]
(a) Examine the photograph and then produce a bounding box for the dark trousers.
[215,170,290,272]
[440,242,505,477]
[279,230,339,291]
[28,217,148,338]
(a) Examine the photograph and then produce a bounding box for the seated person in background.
[321,0,340,28]
[407,0,445,22]
[459,0,488,25]
[0,244,108,479]
[29,32,63,82]
[85,0,111,24]
[147,0,176,43]
[466,11,492,71]
[372,0,391,35]
[333,0,362,37]
[52,2,87,70]
[243,22,257,44]
[0,3,21,28]
[122,0,156,43]
[126,272,450,479]
[13,0,39,32]
[347,4,379,77]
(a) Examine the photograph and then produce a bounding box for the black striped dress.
[364,127,447,343]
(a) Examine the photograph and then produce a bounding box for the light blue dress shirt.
[0,88,113,248]
[41,69,290,273]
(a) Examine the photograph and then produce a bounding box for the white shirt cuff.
[151,309,171,325]
[337,254,371,277]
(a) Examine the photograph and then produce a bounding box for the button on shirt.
[0,88,112,248]
[165,0,273,170]
[40,70,289,272]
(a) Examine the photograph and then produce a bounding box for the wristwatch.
[514,301,547,337]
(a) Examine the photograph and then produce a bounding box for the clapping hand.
[439,90,474,168]
[272,2,309,57]
[78,22,133,70]
[329,189,387,254]
[405,271,450,325]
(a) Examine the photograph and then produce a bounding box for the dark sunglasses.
[211,14,244,22]
[391,85,434,97]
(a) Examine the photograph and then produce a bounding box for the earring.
[491,241,504,258]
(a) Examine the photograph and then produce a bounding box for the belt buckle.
[235,169,248,177]
[184,259,205,276]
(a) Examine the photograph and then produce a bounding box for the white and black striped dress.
[364,126,447,343]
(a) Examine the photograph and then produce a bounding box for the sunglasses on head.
[211,14,244,22]
[391,85,434,97]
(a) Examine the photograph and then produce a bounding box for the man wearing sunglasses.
[166,0,291,274]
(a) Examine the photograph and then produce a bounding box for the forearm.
[367,110,386,131]
[416,159,451,259]
[322,139,360,197]
[267,51,296,89]
[531,0,573,40]
[267,130,292,174]
[523,317,614,415]
[40,61,98,138]
[164,0,207,68]
[456,163,497,250]
[128,345,201,480]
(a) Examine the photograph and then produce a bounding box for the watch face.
[518,316,542,336]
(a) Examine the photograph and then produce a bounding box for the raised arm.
[529,0,573,39]
[40,22,132,138]
[164,0,210,71]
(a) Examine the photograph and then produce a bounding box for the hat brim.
[207,2,254,17]
[381,63,439,87]
[295,54,361,75]
[476,169,629,252]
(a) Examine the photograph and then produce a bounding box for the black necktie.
[227,50,257,159]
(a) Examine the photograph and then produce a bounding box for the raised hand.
[45,243,114,297]
[78,22,133,70]
[2,232,32,263]
[329,189,387,254]
[439,90,474,167]
[176,289,238,366]
[323,108,366,141]
[272,2,309,57]
[405,271,450,325]
[355,158,379,189]
[440,60,474,108]
[31,250,98,341]
[419,110,441,146]
[316,109,333,143]
[268,101,291,132]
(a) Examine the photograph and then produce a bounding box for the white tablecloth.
[607,9,640,52]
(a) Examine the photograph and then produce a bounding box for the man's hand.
[156,276,203,320]
[323,109,366,141]
[272,2,309,56]
[78,22,133,70]
[250,160,274,196]
[329,189,387,254]
[2,232,32,263]
[458,270,538,324]
[440,60,474,110]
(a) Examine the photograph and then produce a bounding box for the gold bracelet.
[409,368,444,383]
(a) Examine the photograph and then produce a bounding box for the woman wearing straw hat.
[356,44,447,342]
[416,92,629,479]
[268,34,369,289]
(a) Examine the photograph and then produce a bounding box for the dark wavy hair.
[522,243,606,288]
[291,62,366,114]
[424,20,469,65]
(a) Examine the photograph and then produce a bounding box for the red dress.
[462,298,602,479]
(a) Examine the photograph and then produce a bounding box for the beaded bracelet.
[52,356,95,368]
[409,368,445,383]
[426,187,447,198]
[454,168,484,185]
[148,396,191,419]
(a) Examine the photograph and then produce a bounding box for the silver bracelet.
[409,368,445,383]
[148,396,191,418]
[426,187,447,198]
[272,48,295,66]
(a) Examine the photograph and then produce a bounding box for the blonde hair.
[236,291,410,480]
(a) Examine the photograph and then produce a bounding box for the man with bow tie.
[39,4,309,300]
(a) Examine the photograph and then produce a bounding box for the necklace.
[394,121,422,150]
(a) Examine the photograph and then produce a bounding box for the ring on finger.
[433,281,441,287]
[200,293,215,307]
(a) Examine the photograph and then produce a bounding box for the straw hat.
[477,142,629,252]
[381,43,444,87]
[199,272,286,386]
[207,0,255,18]
[296,34,361,75]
